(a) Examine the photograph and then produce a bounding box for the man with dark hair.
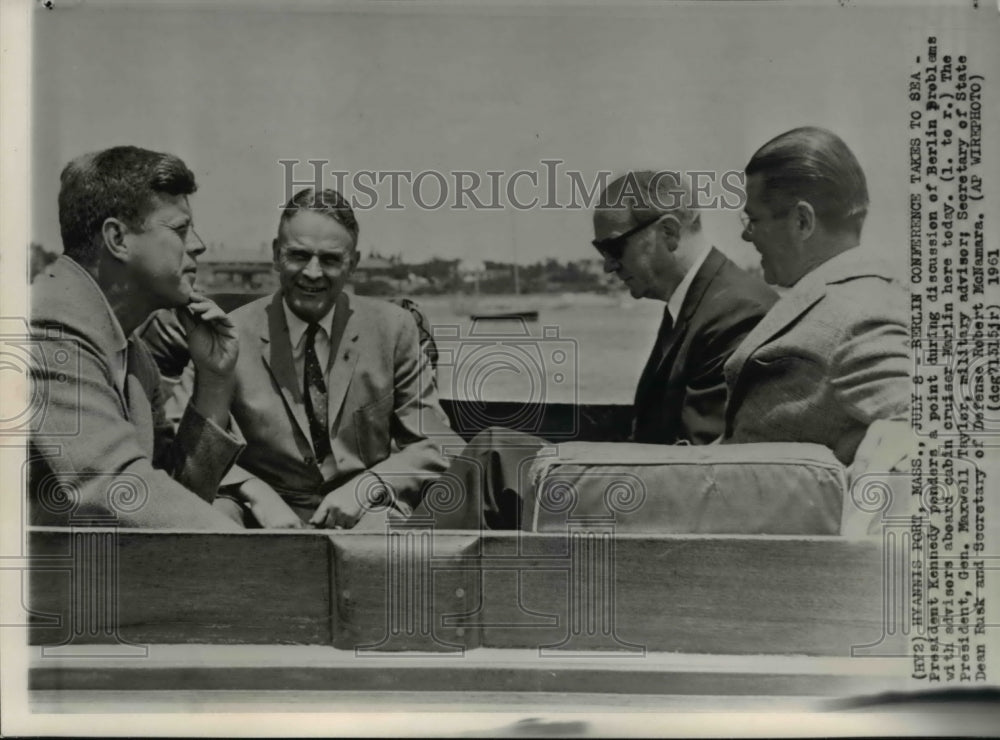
[723,127,911,485]
[415,171,777,529]
[30,146,244,528]
[176,187,460,529]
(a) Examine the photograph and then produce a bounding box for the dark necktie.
[631,305,676,442]
[635,306,674,399]
[303,323,331,461]
[655,305,675,363]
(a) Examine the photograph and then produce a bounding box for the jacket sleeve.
[830,283,911,425]
[361,310,464,515]
[29,323,242,529]
[169,357,259,493]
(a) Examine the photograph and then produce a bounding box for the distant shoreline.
[418,291,627,314]
[204,288,632,314]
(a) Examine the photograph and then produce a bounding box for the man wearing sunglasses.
[592,171,777,446]
[29,146,244,528]
[415,171,776,530]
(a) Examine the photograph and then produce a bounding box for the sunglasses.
[591,213,664,261]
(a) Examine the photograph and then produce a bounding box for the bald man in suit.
[417,171,777,529]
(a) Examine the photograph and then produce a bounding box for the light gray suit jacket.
[29,256,243,528]
[722,248,910,465]
[210,290,462,517]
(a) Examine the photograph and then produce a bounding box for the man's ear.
[349,245,361,270]
[101,218,131,263]
[658,214,683,251]
[271,238,281,270]
[792,201,816,241]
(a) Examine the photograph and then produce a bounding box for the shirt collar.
[282,296,336,349]
[666,244,711,323]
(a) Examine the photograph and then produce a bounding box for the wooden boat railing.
[25,399,912,701]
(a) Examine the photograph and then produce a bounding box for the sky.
[29,0,996,270]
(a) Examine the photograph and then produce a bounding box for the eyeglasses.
[279,246,349,271]
[740,207,791,236]
[592,213,664,261]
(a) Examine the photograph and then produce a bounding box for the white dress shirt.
[282,299,336,396]
[666,245,712,324]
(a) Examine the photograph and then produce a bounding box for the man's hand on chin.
[179,293,239,428]
[181,292,240,376]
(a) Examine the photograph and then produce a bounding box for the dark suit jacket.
[723,247,910,465]
[29,256,243,528]
[632,247,778,445]
[202,291,463,517]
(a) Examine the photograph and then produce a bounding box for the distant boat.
[463,214,540,322]
[470,310,539,322]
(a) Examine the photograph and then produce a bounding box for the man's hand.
[250,497,304,529]
[239,479,304,529]
[178,294,239,428]
[309,483,366,529]
[178,293,239,379]
[309,476,392,530]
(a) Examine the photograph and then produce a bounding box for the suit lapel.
[633,305,673,407]
[653,248,726,378]
[723,276,827,392]
[260,293,313,443]
[325,292,360,429]
[121,340,142,421]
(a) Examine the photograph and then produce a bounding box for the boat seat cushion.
[527,442,845,535]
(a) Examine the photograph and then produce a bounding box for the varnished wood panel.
[28,529,901,658]
[478,534,893,656]
[330,530,481,651]
[29,529,333,646]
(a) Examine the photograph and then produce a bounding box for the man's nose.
[186,228,207,258]
[302,255,324,278]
